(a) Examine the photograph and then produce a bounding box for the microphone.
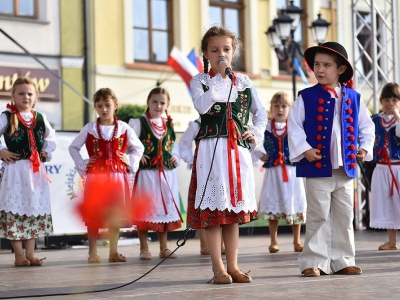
[217,57,233,79]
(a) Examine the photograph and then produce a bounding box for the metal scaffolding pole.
[352,0,398,230]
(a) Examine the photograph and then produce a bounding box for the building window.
[133,0,173,63]
[0,0,38,18]
[276,0,307,74]
[209,0,244,71]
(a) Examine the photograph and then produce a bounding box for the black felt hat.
[304,42,354,84]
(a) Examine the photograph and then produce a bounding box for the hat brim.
[304,45,354,83]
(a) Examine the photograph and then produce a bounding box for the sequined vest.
[296,84,360,178]
[138,116,176,170]
[195,83,252,149]
[3,111,45,160]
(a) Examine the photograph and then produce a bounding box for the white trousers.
[298,168,356,274]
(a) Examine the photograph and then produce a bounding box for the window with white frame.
[133,0,173,63]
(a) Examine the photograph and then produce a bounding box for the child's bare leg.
[108,227,120,255]
[222,223,239,273]
[221,233,225,253]
[198,229,208,252]
[137,229,149,251]
[24,238,36,259]
[292,224,304,252]
[157,230,177,258]
[205,225,224,273]
[11,240,25,261]
[292,224,302,245]
[87,227,98,257]
[388,229,397,245]
[157,231,168,251]
[268,219,279,245]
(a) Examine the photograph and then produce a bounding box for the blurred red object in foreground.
[76,174,129,229]
[130,188,153,223]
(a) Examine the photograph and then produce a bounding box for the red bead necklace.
[96,117,118,141]
[146,112,166,136]
[380,115,396,130]
[15,110,37,130]
[271,119,287,138]
[15,110,37,153]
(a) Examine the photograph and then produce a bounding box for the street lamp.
[265,1,303,101]
[309,13,331,45]
[266,2,331,100]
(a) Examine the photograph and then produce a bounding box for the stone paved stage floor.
[0,230,399,300]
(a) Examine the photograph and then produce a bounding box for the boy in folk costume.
[288,42,375,276]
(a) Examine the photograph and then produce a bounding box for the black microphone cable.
[0,77,235,299]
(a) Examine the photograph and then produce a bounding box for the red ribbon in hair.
[6,103,18,113]
[167,115,173,126]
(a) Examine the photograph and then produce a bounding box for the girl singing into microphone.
[187,26,268,284]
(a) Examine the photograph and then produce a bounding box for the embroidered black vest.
[3,111,45,161]
[139,116,176,170]
[195,83,252,149]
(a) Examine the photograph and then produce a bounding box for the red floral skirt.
[186,141,259,229]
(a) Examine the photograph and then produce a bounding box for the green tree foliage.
[117,104,147,123]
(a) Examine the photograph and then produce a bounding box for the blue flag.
[293,57,308,85]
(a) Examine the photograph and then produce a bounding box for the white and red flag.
[167,46,200,91]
